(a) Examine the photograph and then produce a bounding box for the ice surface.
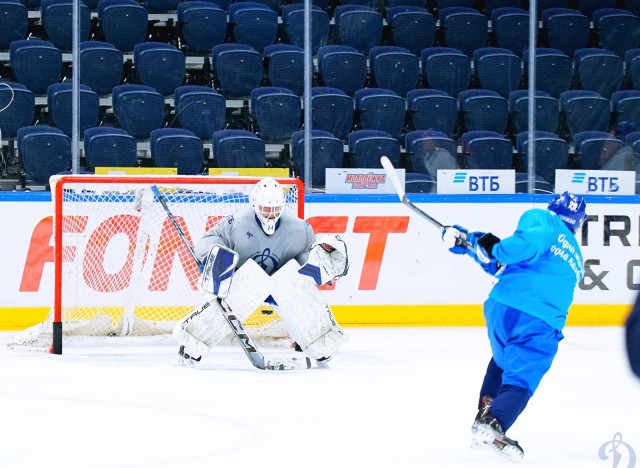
[0,327,638,468]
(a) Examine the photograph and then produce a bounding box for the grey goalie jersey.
[194,207,316,275]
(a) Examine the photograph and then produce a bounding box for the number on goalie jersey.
[175,178,349,365]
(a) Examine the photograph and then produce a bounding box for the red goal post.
[11,175,305,354]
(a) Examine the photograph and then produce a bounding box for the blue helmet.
[548,191,587,231]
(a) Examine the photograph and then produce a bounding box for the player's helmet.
[250,178,285,235]
[548,191,587,232]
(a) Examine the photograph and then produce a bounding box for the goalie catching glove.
[199,244,239,298]
[442,225,503,276]
[299,234,349,286]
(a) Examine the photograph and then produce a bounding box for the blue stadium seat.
[0,0,27,50]
[407,88,458,137]
[83,127,138,170]
[611,90,640,129]
[354,88,406,140]
[626,49,640,90]
[625,130,640,156]
[228,2,278,54]
[508,89,559,134]
[574,48,623,99]
[79,41,123,96]
[112,84,165,139]
[0,82,34,139]
[516,130,568,184]
[491,7,528,56]
[317,45,367,97]
[439,7,488,57]
[483,0,522,12]
[541,8,590,57]
[368,46,420,97]
[538,0,570,16]
[150,128,204,175]
[461,130,513,169]
[523,48,572,98]
[310,87,354,141]
[386,6,436,57]
[211,44,263,98]
[514,172,554,193]
[473,47,522,98]
[404,172,437,193]
[281,4,329,55]
[348,129,401,168]
[98,0,148,52]
[333,5,383,55]
[433,0,473,8]
[291,129,344,188]
[10,40,62,95]
[17,125,71,184]
[41,0,90,51]
[173,85,226,141]
[212,129,266,167]
[559,90,611,139]
[47,83,100,138]
[420,47,471,97]
[143,0,180,13]
[134,42,185,96]
[250,87,301,143]
[593,9,640,58]
[264,44,304,96]
[177,2,226,54]
[576,0,616,18]
[405,129,457,175]
[573,130,625,169]
[458,89,508,134]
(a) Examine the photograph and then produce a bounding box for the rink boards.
[0,191,638,329]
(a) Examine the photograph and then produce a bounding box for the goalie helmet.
[548,191,587,232]
[250,178,285,235]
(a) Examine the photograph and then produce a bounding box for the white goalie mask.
[250,178,285,235]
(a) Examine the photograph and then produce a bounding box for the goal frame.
[51,174,305,354]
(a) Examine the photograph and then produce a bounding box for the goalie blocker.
[173,236,349,363]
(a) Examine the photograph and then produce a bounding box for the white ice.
[0,327,638,468]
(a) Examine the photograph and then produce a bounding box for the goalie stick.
[150,185,311,371]
[380,156,476,253]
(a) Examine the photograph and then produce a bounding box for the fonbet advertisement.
[0,193,638,329]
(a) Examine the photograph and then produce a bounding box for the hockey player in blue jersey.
[627,292,640,379]
[442,191,586,461]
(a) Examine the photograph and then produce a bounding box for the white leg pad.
[172,299,227,359]
[172,259,275,358]
[271,260,348,361]
[224,259,275,318]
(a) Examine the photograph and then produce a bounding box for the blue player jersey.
[489,208,584,331]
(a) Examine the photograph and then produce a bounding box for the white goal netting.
[9,175,304,352]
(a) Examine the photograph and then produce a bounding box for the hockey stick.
[150,185,311,371]
[380,156,475,253]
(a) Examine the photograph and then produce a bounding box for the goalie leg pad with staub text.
[271,259,348,361]
[173,259,275,362]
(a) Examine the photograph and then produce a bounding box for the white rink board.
[1,193,639,311]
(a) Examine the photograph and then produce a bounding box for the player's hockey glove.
[471,233,503,277]
[442,225,485,257]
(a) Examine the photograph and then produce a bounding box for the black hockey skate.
[177,345,202,367]
[472,413,524,462]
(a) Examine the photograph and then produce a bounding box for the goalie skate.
[472,414,524,462]
[177,345,202,368]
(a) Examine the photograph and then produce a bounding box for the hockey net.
[9,175,304,353]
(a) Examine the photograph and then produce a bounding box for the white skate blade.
[472,425,524,462]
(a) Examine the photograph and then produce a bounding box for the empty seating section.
[2,0,640,188]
